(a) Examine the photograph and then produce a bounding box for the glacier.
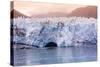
[12,17,97,48]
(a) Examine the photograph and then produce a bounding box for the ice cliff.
[12,17,97,47]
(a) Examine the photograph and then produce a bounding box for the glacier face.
[12,17,97,47]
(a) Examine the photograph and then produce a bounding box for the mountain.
[11,6,97,18]
[10,9,28,19]
[68,6,97,18]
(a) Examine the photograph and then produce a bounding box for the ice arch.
[44,42,57,47]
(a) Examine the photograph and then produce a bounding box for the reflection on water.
[14,46,97,66]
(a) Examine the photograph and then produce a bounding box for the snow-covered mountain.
[12,17,97,47]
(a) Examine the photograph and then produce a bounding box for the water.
[13,45,97,66]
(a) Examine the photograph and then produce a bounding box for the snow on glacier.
[12,17,97,47]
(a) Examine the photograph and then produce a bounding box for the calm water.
[13,46,97,66]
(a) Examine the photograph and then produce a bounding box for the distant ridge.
[68,6,97,18]
[11,9,28,19]
[11,6,97,18]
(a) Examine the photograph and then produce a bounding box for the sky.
[13,1,87,16]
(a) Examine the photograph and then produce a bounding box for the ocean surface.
[13,45,97,66]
